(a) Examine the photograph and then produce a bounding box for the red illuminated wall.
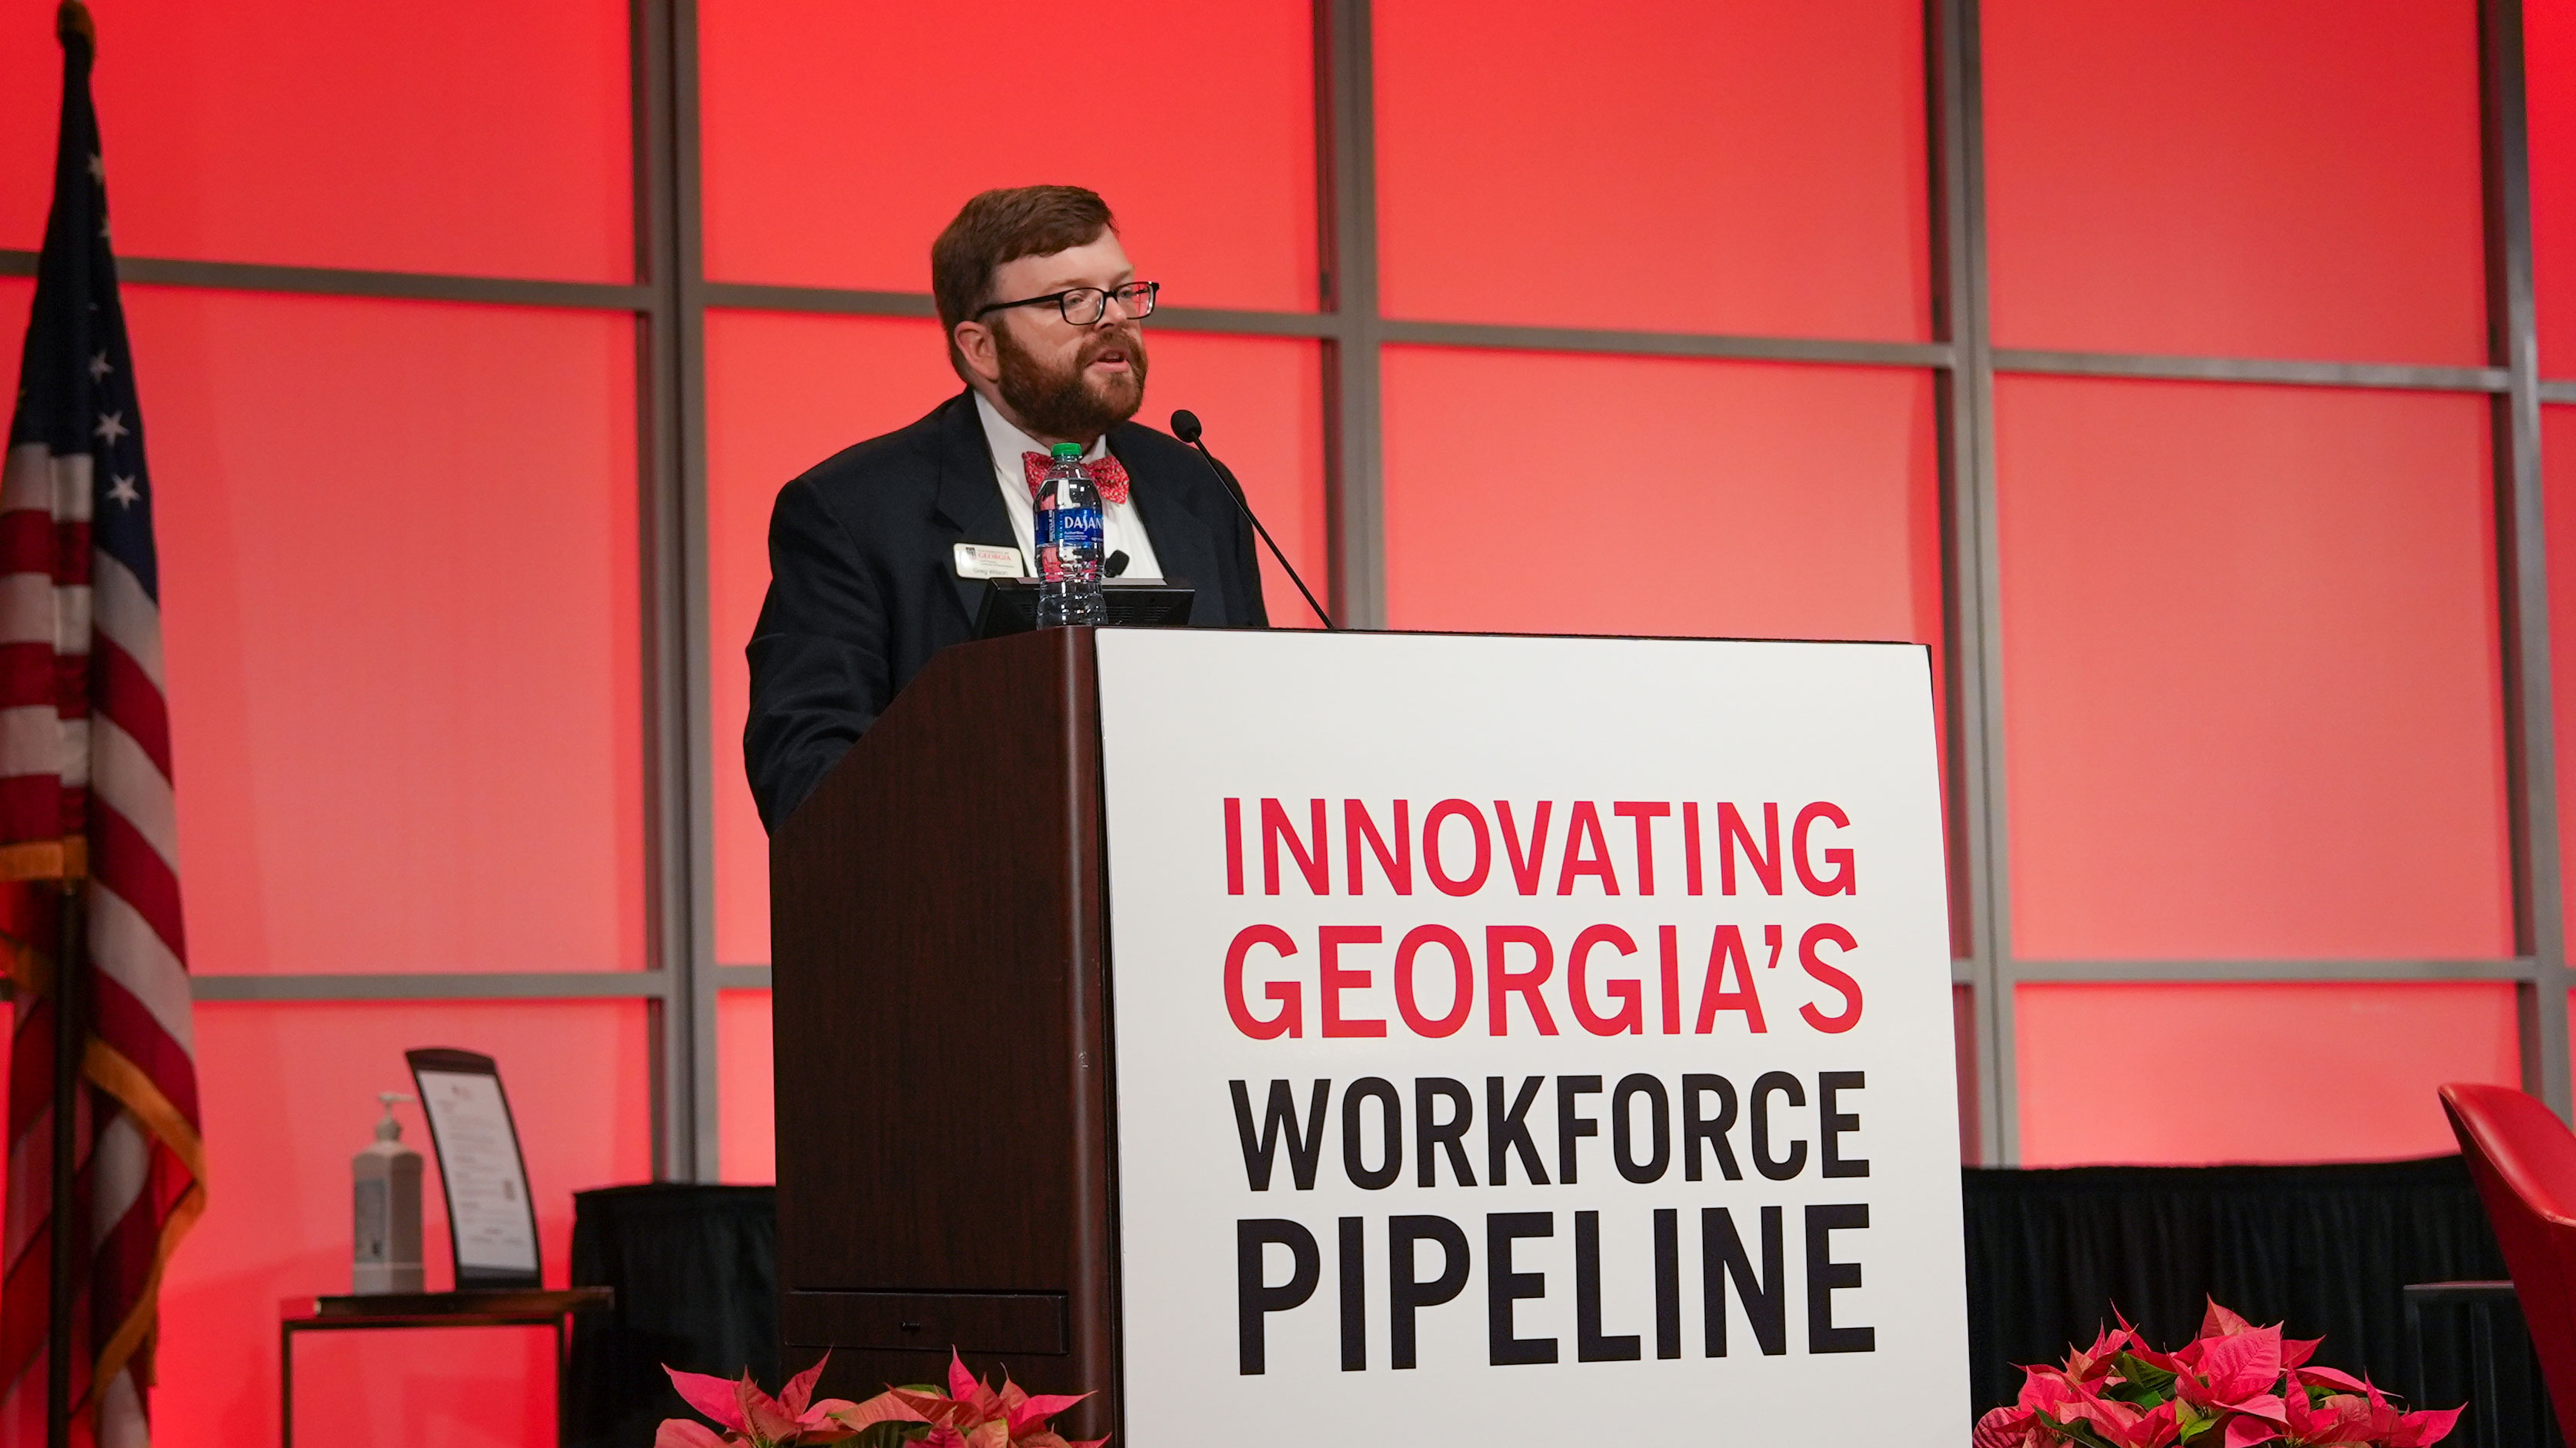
[0,0,2567,1440]
[698,0,1315,310]
[1982,0,2530,1166]
[1982,0,2487,363]
[0,0,648,1441]
[1373,0,1929,339]
[1994,379,2510,963]
[0,0,629,280]
[134,288,648,977]
[2015,984,2520,1164]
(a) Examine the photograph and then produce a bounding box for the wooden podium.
[771,627,1121,1439]
[771,624,1969,1448]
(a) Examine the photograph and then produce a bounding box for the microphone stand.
[1171,411,1335,631]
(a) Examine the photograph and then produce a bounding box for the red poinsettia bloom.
[1994,1300,2457,1448]
[2061,1322,2141,1386]
[1975,1403,2047,1448]
[2170,1322,2291,1447]
[2005,1363,2174,1448]
[658,1353,922,1448]
[2280,1376,2463,1448]
[881,1350,1108,1448]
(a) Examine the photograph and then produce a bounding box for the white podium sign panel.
[1095,630,1968,1446]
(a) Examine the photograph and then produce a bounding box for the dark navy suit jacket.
[744,388,1269,831]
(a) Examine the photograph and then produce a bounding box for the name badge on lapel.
[953,543,1025,580]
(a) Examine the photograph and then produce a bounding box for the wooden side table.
[278,1287,613,1448]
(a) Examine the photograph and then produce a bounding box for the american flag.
[0,6,203,1446]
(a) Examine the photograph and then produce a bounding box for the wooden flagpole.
[45,869,82,1448]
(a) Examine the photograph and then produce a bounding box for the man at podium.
[743,185,1270,830]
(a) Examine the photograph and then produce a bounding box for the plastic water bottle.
[1035,441,1106,627]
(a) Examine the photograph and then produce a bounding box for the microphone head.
[1105,550,1130,578]
[1169,409,1203,444]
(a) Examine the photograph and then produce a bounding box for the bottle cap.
[375,1090,414,1142]
[1050,442,1085,461]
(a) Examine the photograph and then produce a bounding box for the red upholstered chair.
[2440,1081,2576,1443]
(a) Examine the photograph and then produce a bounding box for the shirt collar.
[972,390,1109,485]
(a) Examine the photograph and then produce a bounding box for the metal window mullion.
[635,0,718,1180]
[2480,0,2570,1118]
[634,0,681,1180]
[1318,0,1385,630]
[1993,348,2508,394]
[1930,0,2014,1164]
[190,972,682,1003]
[671,0,721,1180]
[2011,957,2540,983]
[0,249,651,310]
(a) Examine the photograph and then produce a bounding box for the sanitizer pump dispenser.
[352,1090,423,1293]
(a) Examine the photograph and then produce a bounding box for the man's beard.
[994,321,1149,441]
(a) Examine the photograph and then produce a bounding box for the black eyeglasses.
[975,281,1160,326]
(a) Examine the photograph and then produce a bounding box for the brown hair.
[931,185,1118,381]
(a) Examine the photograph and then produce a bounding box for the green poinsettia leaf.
[2101,1382,2161,1406]
[2114,1352,2178,1393]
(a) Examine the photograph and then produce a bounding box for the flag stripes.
[0,8,202,1446]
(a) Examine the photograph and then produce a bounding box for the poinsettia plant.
[657,1348,1106,1448]
[868,1352,1106,1448]
[1975,1300,2461,1448]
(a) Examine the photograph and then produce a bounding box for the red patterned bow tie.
[1022,450,1131,506]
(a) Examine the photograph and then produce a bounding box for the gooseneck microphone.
[1170,409,1336,631]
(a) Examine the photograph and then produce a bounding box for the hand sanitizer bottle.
[352,1091,424,1293]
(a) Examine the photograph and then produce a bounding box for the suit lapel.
[1111,427,1226,622]
[931,391,1015,629]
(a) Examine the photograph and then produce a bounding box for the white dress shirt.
[973,391,1165,582]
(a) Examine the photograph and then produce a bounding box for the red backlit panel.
[2549,407,2576,931]
[705,313,1328,963]
[1983,0,2487,364]
[1998,377,2511,960]
[2536,0,2576,374]
[2017,983,2518,1164]
[0,0,628,281]
[1381,349,1941,641]
[721,989,777,1184]
[1375,0,1928,340]
[126,288,645,974]
[698,0,1315,310]
[158,1000,653,1448]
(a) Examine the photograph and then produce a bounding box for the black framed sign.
[405,1047,542,1290]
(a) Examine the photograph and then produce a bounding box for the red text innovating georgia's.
[1217,797,1871,1041]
